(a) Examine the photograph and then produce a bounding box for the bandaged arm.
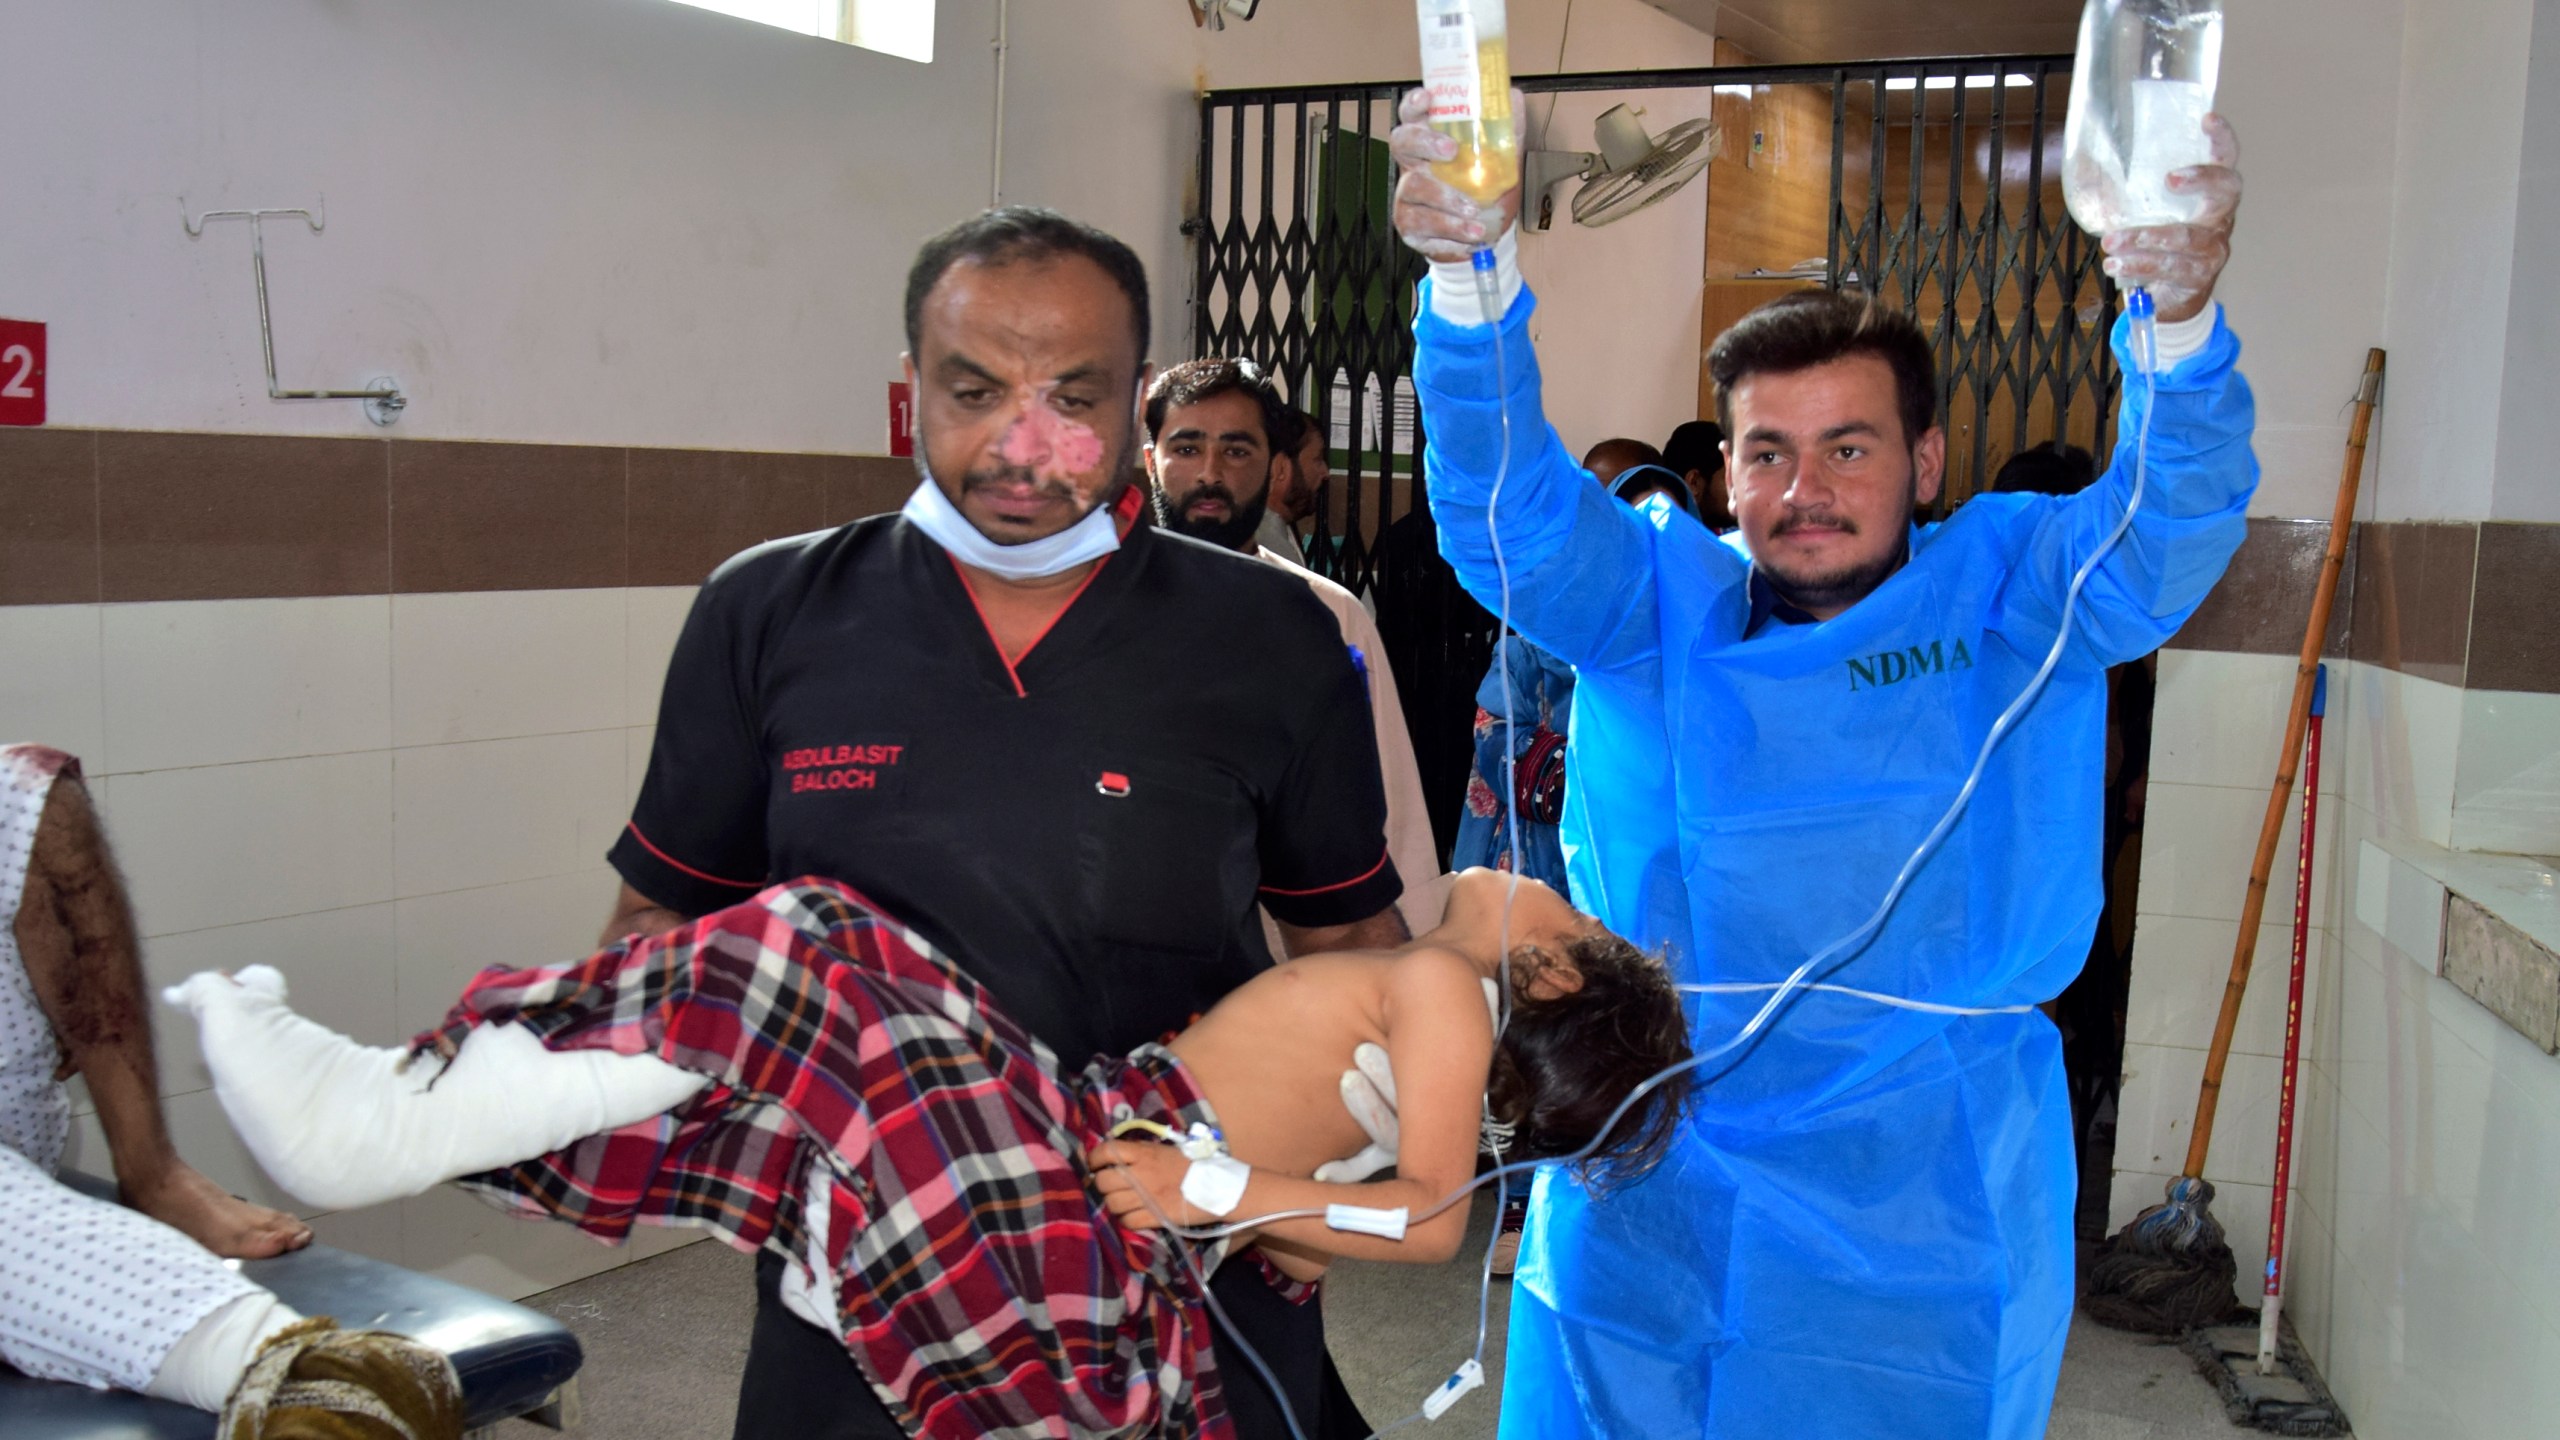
[166,966,708,1212]
[1411,238,1667,680]
[2004,304,2256,664]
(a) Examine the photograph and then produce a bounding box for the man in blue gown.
[1385,92,2256,1438]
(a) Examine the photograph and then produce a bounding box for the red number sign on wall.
[0,319,42,426]
[887,380,914,458]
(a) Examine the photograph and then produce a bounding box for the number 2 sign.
[0,319,43,426]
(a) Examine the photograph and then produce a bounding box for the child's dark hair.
[1486,929,1691,1186]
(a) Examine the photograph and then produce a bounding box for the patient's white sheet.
[0,744,260,1394]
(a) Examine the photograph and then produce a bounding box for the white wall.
[2209,0,2402,520]
[2110,647,2346,1312]
[2289,663,2560,1440]
[22,586,705,1296]
[2122,669,2560,1440]
[3,0,1718,457]
[2,0,1725,1298]
[2368,0,2537,522]
[998,0,1722,459]
[0,0,994,1300]
[2492,0,2560,522]
[2110,5,2560,1435]
[1515,78,1718,456]
[1,0,997,451]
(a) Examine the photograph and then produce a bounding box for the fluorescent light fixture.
[665,0,933,62]
[1712,84,1755,97]
[669,0,835,36]
[843,0,933,62]
[1883,74,2036,92]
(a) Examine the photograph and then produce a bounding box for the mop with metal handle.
[2177,665,2349,1437]
[2083,348,2383,1339]
[2262,665,2325,1373]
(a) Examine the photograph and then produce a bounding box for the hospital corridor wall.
[0,0,1713,1299]
[0,449,912,1294]
[0,0,1002,1298]
[2105,0,2560,1436]
[7,3,2560,1434]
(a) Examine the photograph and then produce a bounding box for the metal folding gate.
[1188,55,2122,861]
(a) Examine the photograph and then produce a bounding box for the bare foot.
[126,1163,313,1259]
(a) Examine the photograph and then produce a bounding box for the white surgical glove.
[1313,1043,1402,1184]
[1311,979,1501,1183]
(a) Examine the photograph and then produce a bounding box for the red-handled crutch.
[2257,662,2325,1375]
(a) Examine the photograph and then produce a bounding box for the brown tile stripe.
[2161,517,2549,691]
[827,455,917,533]
[628,447,826,587]
[100,430,389,602]
[391,440,626,593]
[0,428,919,602]
[2347,520,2477,688]
[0,428,97,604]
[6,428,2555,693]
[2167,517,2357,659]
[2470,523,2560,694]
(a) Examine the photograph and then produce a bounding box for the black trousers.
[733,1250,1372,1439]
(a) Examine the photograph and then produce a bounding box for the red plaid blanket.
[410,878,1239,1439]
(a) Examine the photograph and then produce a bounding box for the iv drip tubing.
[1174,289,2161,1254]
[1472,248,1518,1387]
[1118,254,2164,1434]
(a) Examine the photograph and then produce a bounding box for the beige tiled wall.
[2110,648,2346,1295]
[2450,689,2560,857]
[2121,644,2560,1438]
[2,586,705,1299]
[2337,664,2469,850]
[2293,831,2560,1432]
[2299,663,2560,1439]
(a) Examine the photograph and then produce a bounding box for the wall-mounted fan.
[1190,0,1259,29]
[1524,103,1718,230]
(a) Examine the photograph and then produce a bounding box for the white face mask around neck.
[900,475,1123,580]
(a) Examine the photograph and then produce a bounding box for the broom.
[2082,347,2385,1336]
[2177,663,2351,1435]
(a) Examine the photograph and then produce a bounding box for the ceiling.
[1645,0,2082,64]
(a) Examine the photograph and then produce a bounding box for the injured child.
[0,744,465,1438]
[169,869,1690,1439]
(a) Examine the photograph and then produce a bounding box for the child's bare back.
[1092,870,1684,1272]
[1167,869,1584,1182]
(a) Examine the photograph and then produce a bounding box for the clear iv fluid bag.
[2061,0,2223,235]
[1416,0,1519,205]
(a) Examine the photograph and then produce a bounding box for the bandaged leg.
[0,1140,282,1404]
[219,1317,465,1440]
[147,1290,303,1411]
[165,965,707,1212]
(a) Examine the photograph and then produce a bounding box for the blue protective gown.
[1412,284,2256,1439]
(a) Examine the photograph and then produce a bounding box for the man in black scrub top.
[602,208,1406,1440]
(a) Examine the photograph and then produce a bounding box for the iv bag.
[1415,0,1520,205]
[2061,0,2223,234]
